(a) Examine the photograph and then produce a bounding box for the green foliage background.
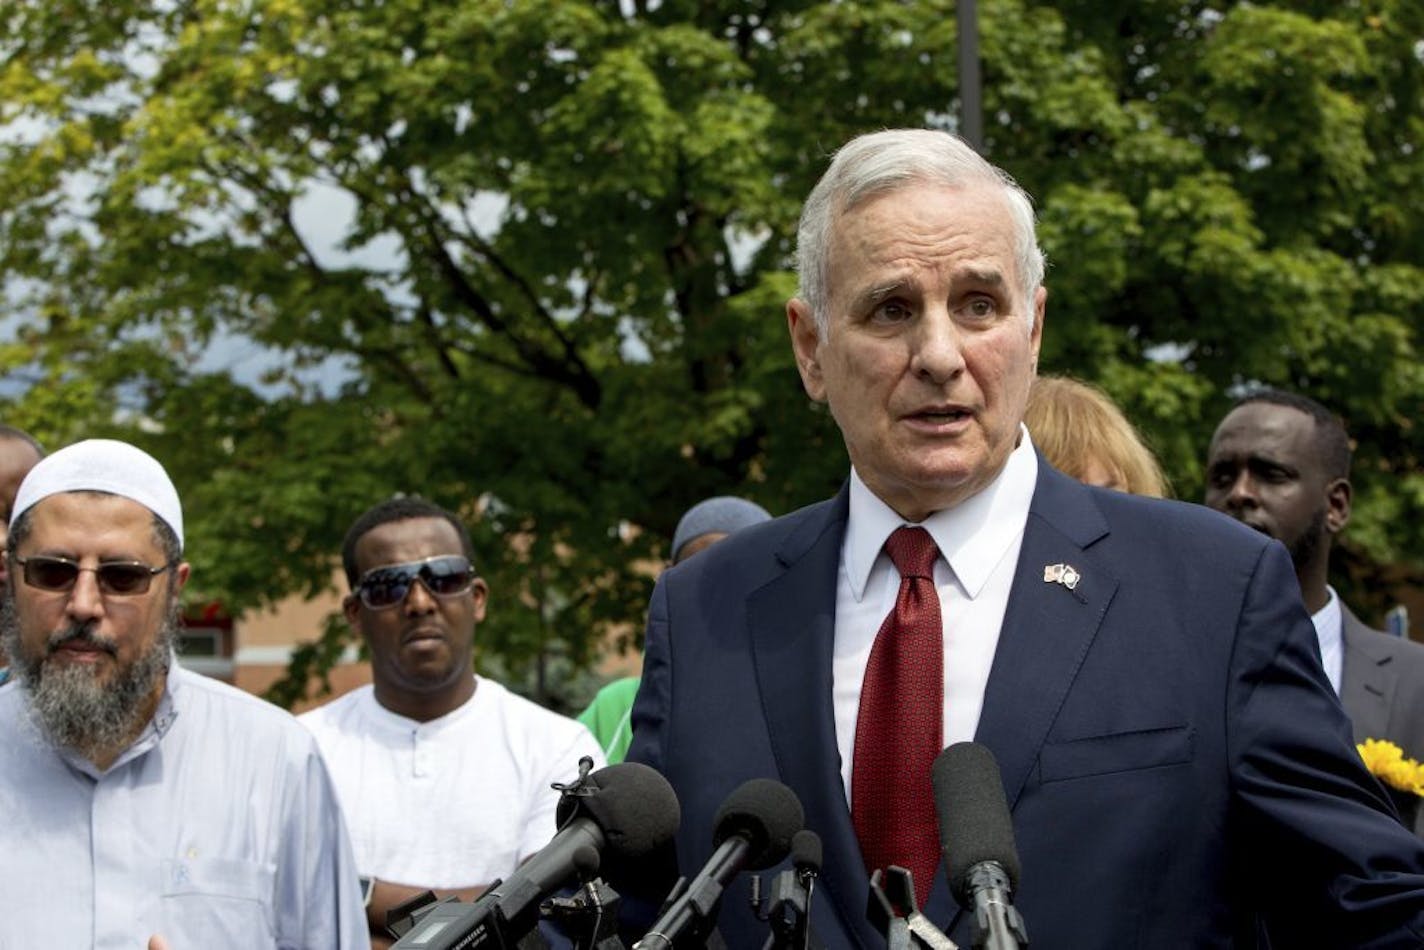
[2,0,1421,707]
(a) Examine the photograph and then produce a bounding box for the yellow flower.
[1358,739,1424,797]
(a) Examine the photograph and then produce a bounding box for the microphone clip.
[552,755,599,800]
[867,866,959,950]
[542,878,627,950]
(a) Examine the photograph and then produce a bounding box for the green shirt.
[576,676,640,764]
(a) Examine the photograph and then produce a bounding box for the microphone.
[934,743,1028,950]
[493,760,681,924]
[791,829,822,875]
[551,760,682,897]
[783,829,824,950]
[391,760,680,948]
[753,829,823,950]
[635,778,804,950]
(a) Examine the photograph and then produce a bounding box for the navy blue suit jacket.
[627,460,1424,948]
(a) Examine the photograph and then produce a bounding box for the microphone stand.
[866,866,959,950]
[750,864,820,950]
[961,864,1028,950]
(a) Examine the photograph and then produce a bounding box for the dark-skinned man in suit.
[1206,388,1424,837]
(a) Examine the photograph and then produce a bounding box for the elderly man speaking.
[0,439,365,949]
[627,129,1424,948]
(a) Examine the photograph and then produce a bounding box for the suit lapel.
[975,461,1119,803]
[930,464,1119,935]
[747,487,875,946]
[1340,606,1395,742]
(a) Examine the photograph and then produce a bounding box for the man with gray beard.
[0,438,366,949]
[0,582,177,763]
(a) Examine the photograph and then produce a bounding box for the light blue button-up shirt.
[1,661,367,949]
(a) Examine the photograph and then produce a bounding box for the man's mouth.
[47,629,118,659]
[402,627,446,646]
[907,406,972,424]
[1235,518,1272,536]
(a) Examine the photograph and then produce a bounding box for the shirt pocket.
[160,857,276,946]
[1038,724,1194,784]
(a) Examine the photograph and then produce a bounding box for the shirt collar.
[844,425,1040,601]
[1311,585,1343,653]
[364,675,484,735]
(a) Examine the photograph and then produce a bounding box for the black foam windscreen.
[555,761,682,860]
[712,778,805,870]
[933,742,1022,900]
[790,828,822,873]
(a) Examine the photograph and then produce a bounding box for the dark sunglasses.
[12,553,174,596]
[355,555,477,610]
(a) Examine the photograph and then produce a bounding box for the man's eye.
[872,301,912,322]
[964,297,997,318]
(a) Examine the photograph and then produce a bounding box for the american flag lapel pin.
[1043,563,1081,590]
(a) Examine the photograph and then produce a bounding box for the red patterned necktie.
[852,525,944,908]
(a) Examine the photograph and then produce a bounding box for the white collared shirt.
[301,678,604,888]
[833,428,1040,804]
[0,662,367,949]
[1310,585,1344,695]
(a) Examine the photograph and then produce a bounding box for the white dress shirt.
[1310,585,1345,695]
[0,662,366,949]
[834,428,1039,804]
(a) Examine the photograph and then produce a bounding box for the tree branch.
[394,180,603,409]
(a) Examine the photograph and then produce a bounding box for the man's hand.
[148,936,170,950]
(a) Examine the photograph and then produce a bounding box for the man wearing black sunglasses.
[301,496,603,948]
[0,438,366,948]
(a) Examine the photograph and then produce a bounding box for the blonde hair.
[1025,375,1169,498]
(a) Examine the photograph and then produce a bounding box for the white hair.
[794,128,1046,336]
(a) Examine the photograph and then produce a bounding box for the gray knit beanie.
[671,496,772,563]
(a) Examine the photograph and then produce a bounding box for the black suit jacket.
[628,460,1424,948]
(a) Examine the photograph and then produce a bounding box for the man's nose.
[402,577,438,614]
[1226,470,1258,509]
[65,569,106,623]
[910,308,966,382]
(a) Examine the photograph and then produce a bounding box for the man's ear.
[1325,477,1352,536]
[342,593,361,626]
[1030,284,1047,359]
[787,297,827,403]
[470,578,490,624]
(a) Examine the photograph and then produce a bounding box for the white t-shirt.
[300,678,605,888]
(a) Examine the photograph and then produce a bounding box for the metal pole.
[957,0,983,151]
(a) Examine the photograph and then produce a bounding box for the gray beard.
[0,589,177,762]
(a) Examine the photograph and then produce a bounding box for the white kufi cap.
[9,438,183,551]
